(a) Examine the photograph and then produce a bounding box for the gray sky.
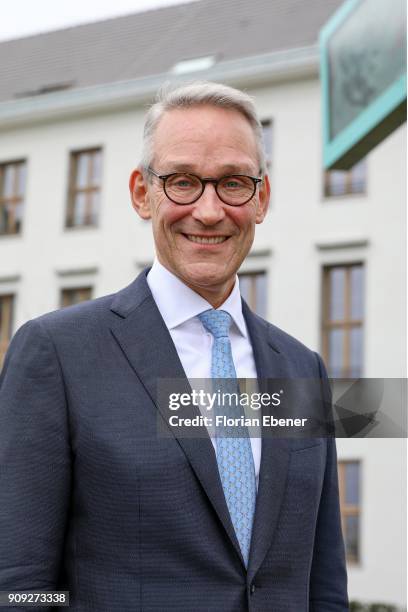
[1,0,199,42]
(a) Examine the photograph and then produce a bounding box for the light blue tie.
[198,309,256,567]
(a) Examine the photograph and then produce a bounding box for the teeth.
[187,235,227,244]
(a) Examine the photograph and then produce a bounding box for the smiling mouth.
[184,234,229,244]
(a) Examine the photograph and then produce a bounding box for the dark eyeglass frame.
[146,166,263,206]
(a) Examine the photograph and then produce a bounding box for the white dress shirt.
[147,259,262,487]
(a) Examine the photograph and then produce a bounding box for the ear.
[129,168,152,220]
[255,174,271,224]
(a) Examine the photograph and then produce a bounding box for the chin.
[180,262,234,289]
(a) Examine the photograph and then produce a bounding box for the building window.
[338,460,361,562]
[60,287,92,307]
[0,161,26,235]
[261,119,273,172]
[0,294,14,368]
[324,158,367,197]
[239,271,267,318]
[322,264,364,378]
[66,149,102,227]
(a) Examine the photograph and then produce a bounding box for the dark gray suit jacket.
[0,270,348,611]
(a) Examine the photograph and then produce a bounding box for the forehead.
[151,105,258,170]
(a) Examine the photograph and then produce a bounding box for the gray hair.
[140,81,266,174]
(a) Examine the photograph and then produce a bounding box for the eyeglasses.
[147,167,263,206]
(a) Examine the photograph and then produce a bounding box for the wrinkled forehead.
[151,105,259,168]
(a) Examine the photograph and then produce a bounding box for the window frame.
[338,459,361,564]
[65,148,102,229]
[323,158,367,199]
[60,286,93,308]
[0,160,27,236]
[238,269,268,319]
[260,118,273,173]
[0,293,14,368]
[321,262,364,378]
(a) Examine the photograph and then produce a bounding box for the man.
[0,82,348,611]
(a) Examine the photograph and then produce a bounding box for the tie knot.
[198,309,232,339]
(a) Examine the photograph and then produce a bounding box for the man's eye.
[170,175,196,189]
[174,180,193,188]
[224,180,242,189]
[225,181,240,188]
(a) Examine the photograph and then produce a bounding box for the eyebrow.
[162,162,258,175]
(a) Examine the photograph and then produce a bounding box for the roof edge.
[0,45,319,130]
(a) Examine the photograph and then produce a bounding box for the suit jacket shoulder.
[14,271,152,345]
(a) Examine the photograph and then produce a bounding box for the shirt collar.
[147,258,247,337]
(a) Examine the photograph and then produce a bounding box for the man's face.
[130,105,270,305]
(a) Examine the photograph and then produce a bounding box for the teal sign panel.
[320,0,406,169]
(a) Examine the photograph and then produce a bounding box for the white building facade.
[0,3,406,608]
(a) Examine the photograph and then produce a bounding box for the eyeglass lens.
[164,174,256,205]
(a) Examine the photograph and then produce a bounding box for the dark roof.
[0,0,343,103]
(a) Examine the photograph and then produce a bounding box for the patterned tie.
[198,309,256,567]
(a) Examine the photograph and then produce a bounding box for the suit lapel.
[242,301,292,581]
[109,271,244,565]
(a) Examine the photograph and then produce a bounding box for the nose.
[191,182,226,225]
